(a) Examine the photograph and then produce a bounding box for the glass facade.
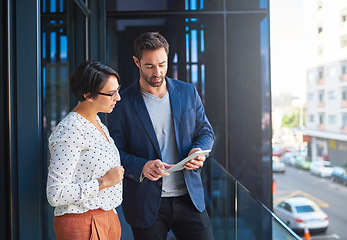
[0,0,293,239]
[41,1,68,237]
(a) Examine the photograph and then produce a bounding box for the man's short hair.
[134,32,169,60]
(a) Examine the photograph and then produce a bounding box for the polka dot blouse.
[46,112,122,216]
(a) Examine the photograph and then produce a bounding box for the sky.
[270,0,306,101]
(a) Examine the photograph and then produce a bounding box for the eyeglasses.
[98,86,121,100]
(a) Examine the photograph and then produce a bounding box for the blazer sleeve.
[191,86,215,152]
[108,99,148,183]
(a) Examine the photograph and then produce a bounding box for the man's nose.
[153,66,161,76]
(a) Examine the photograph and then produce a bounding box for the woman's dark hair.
[134,32,169,60]
[69,60,120,101]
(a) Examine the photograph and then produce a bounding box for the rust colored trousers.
[53,209,121,240]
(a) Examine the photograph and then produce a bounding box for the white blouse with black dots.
[46,112,122,216]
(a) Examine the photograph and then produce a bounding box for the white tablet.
[165,150,211,173]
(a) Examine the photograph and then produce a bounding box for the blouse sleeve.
[46,120,99,207]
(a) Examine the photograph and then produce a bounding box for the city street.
[273,166,347,240]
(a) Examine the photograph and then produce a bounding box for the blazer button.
[157,182,162,186]
[129,174,134,179]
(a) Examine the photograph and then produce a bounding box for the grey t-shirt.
[141,89,188,197]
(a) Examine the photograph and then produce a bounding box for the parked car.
[310,161,333,178]
[294,156,311,170]
[282,152,296,166]
[331,166,347,185]
[274,197,329,233]
[273,144,285,157]
[273,156,285,173]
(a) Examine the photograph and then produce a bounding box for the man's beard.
[141,69,165,87]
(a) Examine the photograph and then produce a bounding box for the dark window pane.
[41,0,68,238]
[106,0,223,11]
[227,0,268,10]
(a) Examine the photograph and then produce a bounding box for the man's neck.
[139,79,168,98]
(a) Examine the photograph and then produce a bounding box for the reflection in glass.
[227,0,268,10]
[202,159,301,240]
[42,0,68,238]
[107,0,223,12]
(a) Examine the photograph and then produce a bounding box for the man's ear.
[133,56,140,68]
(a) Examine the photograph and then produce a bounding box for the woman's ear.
[84,93,93,102]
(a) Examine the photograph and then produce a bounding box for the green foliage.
[282,112,299,128]
[281,107,305,128]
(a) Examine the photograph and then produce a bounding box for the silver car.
[310,161,333,178]
[274,197,329,233]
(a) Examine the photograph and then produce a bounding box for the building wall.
[305,0,347,165]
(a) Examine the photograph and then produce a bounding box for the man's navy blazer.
[108,77,215,228]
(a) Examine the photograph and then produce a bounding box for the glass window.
[328,115,336,124]
[341,63,347,75]
[42,0,68,134]
[318,67,324,79]
[319,113,325,124]
[42,0,68,238]
[342,114,347,126]
[342,89,347,100]
[295,205,314,213]
[327,90,335,100]
[318,90,324,102]
[317,25,323,34]
[227,0,268,10]
[279,202,292,212]
[107,0,223,11]
[309,115,314,122]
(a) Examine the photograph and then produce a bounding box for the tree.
[282,112,299,128]
[281,107,305,128]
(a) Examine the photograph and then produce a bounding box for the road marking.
[332,234,341,239]
[273,190,329,208]
[309,234,340,239]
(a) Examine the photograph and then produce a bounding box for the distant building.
[305,0,347,166]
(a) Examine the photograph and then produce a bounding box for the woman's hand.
[98,166,124,191]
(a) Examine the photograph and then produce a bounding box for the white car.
[274,197,329,233]
[272,156,285,173]
[310,161,333,178]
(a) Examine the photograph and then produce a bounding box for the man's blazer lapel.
[128,84,162,159]
[167,78,182,158]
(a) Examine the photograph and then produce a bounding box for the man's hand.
[184,148,207,170]
[142,160,174,181]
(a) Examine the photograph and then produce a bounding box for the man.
[108,31,215,240]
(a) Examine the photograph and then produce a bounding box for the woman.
[46,60,124,240]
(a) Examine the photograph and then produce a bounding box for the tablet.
[165,150,211,173]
